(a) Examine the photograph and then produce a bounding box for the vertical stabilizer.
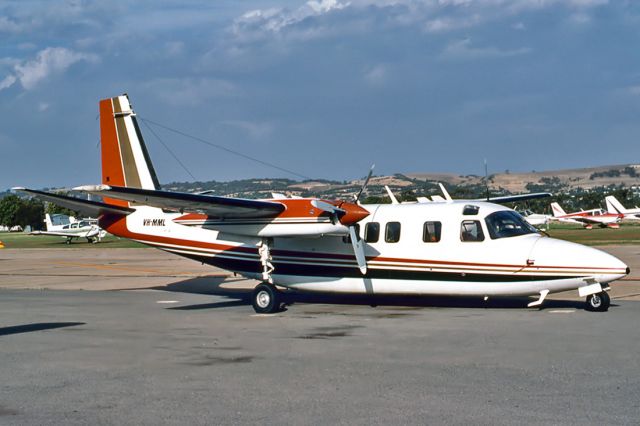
[99,94,160,207]
[550,202,566,217]
[605,196,627,214]
[44,214,53,231]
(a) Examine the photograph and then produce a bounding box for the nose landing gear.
[585,291,610,312]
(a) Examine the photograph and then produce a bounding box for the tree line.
[0,195,76,231]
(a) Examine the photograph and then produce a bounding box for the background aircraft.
[605,196,640,221]
[550,202,622,229]
[30,213,106,243]
[517,209,551,227]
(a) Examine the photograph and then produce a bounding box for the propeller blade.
[349,226,367,275]
[311,199,345,215]
[354,164,375,204]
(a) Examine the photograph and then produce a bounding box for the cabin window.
[484,211,537,240]
[423,221,442,243]
[385,222,401,243]
[342,224,361,244]
[463,205,480,215]
[365,222,380,243]
[460,220,484,242]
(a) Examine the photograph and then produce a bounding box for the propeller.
[354,164,375,204]
[311,199,345,224]
[349,226,367,274]
[311,199,367,274]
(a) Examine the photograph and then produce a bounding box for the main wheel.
[252,283,280,314]
[586,291,610,312]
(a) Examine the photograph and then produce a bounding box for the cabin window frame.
[364,222,380,243]
[422,221,442,243]
[385,221,402,243]
[460,220,485,242]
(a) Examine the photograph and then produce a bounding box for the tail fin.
[605,196,627,214]
[550,202,566,217]
[44,213,53,231]
[99,94,160,207]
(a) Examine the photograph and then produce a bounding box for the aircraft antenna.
[484,158,490,201]
[140,119,197,181]
[138,116,312,180]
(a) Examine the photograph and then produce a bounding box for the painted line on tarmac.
[156,300,180,304]
[548,309,576,313]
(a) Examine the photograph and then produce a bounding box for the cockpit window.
[484,211,538,240]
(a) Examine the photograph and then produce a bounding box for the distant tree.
[399,190,417,202]
[0,195,21,227]
[45,202,77,217]
[0,195,44,230]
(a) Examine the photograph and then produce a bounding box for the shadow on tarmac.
[150,276,600,312]
[0,322,85,336]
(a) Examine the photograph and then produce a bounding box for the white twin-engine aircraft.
[15,95,629,313]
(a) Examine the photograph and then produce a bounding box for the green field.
[0,233,144,249]
[542,222,640,246]
[3,222,640,249]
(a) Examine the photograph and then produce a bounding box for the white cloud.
[38,102,50,112]
[621,85,640,96]
[568,12,591,24]
[0,47,98,92]
[232,0,350,40]
[364,64,388,86]
[221,120,275,139]
[0,75,17,90]
[0,15,32,33]
[143,78,237,107]
[441,38,531,60]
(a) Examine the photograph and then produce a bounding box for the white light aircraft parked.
[605,196,640,221]
[15,95,629,313]
[517,209,551,227]
[30,213,106,243]
[550,202,623,229]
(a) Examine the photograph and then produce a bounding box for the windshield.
[484,211,538,240]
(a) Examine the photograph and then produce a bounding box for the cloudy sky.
[1,0,639,189]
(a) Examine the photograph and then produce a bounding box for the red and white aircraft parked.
[605,196,640,221]
[550,202,623,229]
[14,95,629,313]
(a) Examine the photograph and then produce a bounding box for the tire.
[586,291,610,312]
[252,283,280,314]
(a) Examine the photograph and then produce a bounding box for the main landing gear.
[585,291,610,312]
[252,238,282,314]
[252,283,282,314]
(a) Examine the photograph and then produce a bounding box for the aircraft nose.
[530,237,628,283]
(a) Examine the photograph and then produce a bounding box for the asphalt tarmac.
[1,247,640,425]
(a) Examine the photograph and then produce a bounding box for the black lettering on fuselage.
[143,219,166,227]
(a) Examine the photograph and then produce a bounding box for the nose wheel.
[252,283,281,314]
[586,291,610,312]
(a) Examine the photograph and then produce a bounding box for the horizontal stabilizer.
[12,187,134,217]
[74,185,285,218]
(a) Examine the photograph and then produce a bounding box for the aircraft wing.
[74,185,286,218]
[12,188,134,217]
[30,230,80,238]
[476,192,552,204]
[568,216,610,225]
